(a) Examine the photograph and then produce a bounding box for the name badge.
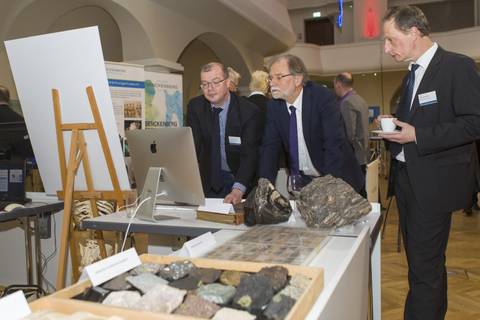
[418,91,437,106]
[228,136,241,145]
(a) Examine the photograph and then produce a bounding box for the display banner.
[106,62,145,137]
[144,72,183,128]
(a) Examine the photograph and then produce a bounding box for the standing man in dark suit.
[379,6,480,319]
[0,85,23,123]
[259,54,364,193]
[187,62,261,204]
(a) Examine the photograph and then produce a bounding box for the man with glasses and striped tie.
[259,54,364,195]
[187,62,261,204]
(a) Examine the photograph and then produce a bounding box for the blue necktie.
[289,106,300,175]
[211,107,223,192]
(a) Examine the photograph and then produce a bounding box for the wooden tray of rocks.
[40,254,324,320]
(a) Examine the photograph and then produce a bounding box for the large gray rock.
[126,272,168,294]
[136,283,186,313]
[296,175,371,228]
[244,178,292,226]
[102,290,141,309]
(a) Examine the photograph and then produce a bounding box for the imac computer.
[126,127,205,221]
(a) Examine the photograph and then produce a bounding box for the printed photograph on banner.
[144,72,183,128]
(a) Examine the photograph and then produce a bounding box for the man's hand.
[224,188,244,205]
[379,119,416,144]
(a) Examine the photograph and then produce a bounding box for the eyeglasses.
[199,78,227,90]
[268,73,293,82]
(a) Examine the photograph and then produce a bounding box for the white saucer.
[371,129,400,134]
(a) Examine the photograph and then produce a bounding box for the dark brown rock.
[244,178,292,226]
[296,175,372,228]
[233,274,274,314]
[259,266,289,292]
[174,294,221,318]
[100,273,131,291]
[190,268,222,284]
[169,275,201,290]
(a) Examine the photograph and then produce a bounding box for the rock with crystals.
[212,307,256,320]
[126,272,168,294]
[296,175,372,228]
[196,283,236,305]
[169,275,201,290]
[233,274,274,314]
[136,283,186,313]
[129,262,164,276]
[190,267,222,284]
[277,274,311,300]
[174,294,221,318]
[101,273,131,291]
[219,270,249,287]
[244,178,292,226]
[259,266,289,292]
[159,260,196,281]
[102,290,141,309]
[263,294,296,320]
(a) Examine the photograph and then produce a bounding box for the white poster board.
[105,62,145,137]
[5,26,130,195]
[144,72,183,128]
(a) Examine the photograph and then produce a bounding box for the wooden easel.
[54,86,128,289]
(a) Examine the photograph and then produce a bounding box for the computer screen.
[126,127,205,206]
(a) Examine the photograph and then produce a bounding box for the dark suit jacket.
[259,81,364,192]
[395,47,480,213]
[247,93,269,132]
[186,93,262,194]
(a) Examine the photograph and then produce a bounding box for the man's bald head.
[334,73,353,89]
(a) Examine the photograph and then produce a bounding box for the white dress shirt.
[287,89,320,176]
[396,42,438,162]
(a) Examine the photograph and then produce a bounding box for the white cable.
[120,196,151,252]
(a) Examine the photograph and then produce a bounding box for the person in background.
[379,6,480,319]
[187,62,261,204]
[227,66,241,93]
[0,85,23,123]
[333,72,370,176]
[259,54,364,193]
[246,70,270,132]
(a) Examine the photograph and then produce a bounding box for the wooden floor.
[380,181,480,319]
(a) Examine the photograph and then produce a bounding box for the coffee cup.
[380,118,397,132]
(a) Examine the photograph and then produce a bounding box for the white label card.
[0,290,31,320]
[228,136,241,145]
[85,248,141,287]
[198,198,234,215]
[418,91,437,106]
[184,232,217,258]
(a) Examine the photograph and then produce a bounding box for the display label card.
[198,198,234,215]
[184,231,217,258]
[85,248,141,286]
[0,290,31,320]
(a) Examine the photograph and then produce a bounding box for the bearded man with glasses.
[259,54,364,194]
[187,62,262,204]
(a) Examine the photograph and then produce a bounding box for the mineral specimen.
[129,262,164,276]
[136,283,186,313]
[190,267,222,284]
[233,274,274,313]
[159,260,195,281]
[263,294,296,320]
[212,307,256,320]
[101,273,131,291]
[296,175,372,228]
[174,294,221,318]
[219,270,249,287]
[196,283,236,305]
[102,290,141,309]
[258,266,289,292]
[126,272,168,294]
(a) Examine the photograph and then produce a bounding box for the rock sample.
[196,283,236,305]
[174,294,221,318]
[159,260,195,281]
[101,273,131,291]
[244,178,292,226]
[233,274,274,314]
[296,175,372,228]
[263,294,296,320]
[136,283,186,313]
[102,290,141,309]
[259,266,289,292]
[190,267,222,284]
[126,272,168,294]
[219,270,249,287]
[212,307,256,320]
[169,275,201,290]
[129,263,164,276]
[277,274,311,300]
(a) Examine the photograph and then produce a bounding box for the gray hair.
[200,62,228,78]
[268,54,309,86]
[383,5,430,36]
